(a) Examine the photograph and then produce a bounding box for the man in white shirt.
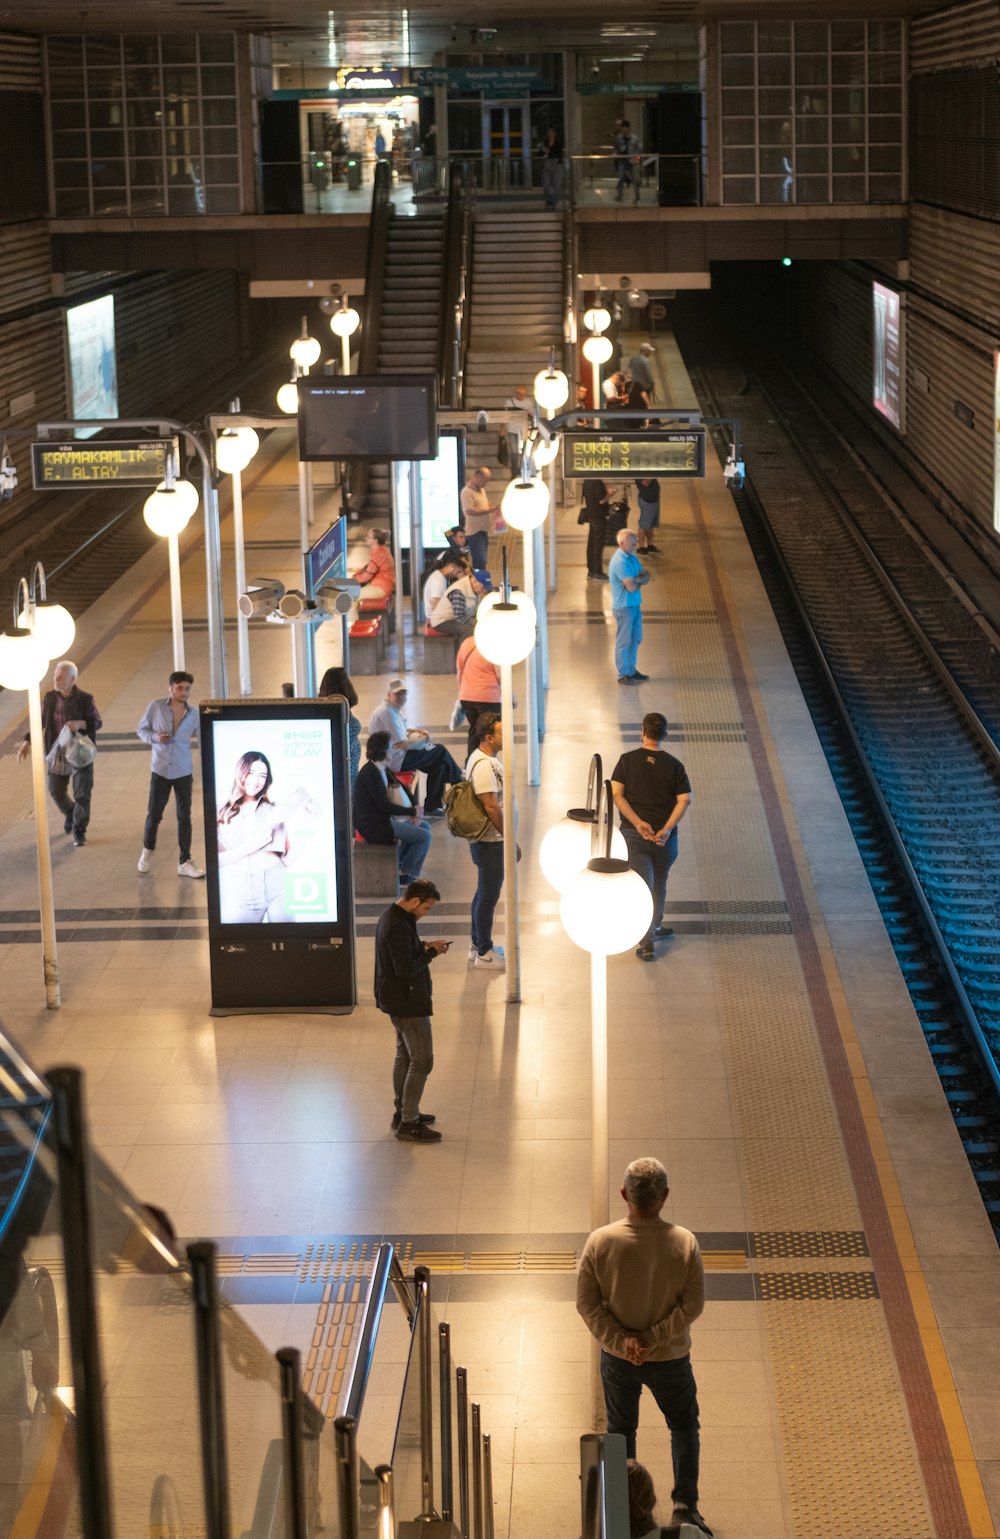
[465,712,518,968]
[368,680,462,816]
[427,568,492,640]
[422,553,470,618]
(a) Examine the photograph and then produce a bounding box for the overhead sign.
[308,516,348,591]
[413,66,550,90]
[576,81,700,95]
[563,430,705,479]
[31,438,175,489]
[337,67,403,90]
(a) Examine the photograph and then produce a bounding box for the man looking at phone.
[374,878,450,1143]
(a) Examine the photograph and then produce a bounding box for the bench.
[352,833,399,898]
[423,625,458,675]
[358,593,395,635]
[349,616,382,674]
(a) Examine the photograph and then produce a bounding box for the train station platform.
[1,338,998,1539]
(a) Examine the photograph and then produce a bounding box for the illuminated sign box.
[872,281,906,432]
[31,439,175,489]
[563,430,706,479]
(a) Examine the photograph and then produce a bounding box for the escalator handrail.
[359,161,394,376]
[339,1242,414,1425]
[438,163,474,406]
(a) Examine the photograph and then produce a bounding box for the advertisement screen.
[397,430,466,549]
[67,296,118,435]
[298,375,438,461]
[211,716,338,925]
[872,282,905,431]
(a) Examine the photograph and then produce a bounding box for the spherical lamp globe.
[501,476,549,531]
[560,862,653,955]
[539,815,627,894]
[143,480,198,538]
[0,627,50,690]
[475,600,536,666]
[583,304,611,334]
[329,305,361,338]
[215,426,259,475]
[531,433,560,470]
[289,331,321,369]
[276,379,299,414]
[582,334,614,366]
[18,601,75,659]
[533,366,569,412]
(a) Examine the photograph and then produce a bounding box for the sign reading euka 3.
[31,438,176,489]
[563,430,706,479]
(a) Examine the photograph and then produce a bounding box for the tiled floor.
[3,340,999,1538]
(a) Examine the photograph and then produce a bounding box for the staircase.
[463,211,563,415]
[377,211,446,372]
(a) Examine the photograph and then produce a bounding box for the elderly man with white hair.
[17,659,103,847]
[608,528,651,684]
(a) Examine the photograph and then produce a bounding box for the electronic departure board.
[32,439,176,488]
[563,430,706,480]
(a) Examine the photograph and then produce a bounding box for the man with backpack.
[452,712,517,969]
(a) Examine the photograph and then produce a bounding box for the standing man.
[540,126,564,210]
[577,1157,710,1537]
[635,478,661,554]
[614,120,641,202]
[368,679,463,816]
[136,670,204,878]
[465,712,516,969]
[628,342,656,398]
[581,478,612,581]
[17,660,102,848]
[374,877,449,1142]
[609,529,650,684]
[612,712,692,961]
[460,466,494,569]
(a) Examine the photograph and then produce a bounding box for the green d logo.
[285,872,328,916]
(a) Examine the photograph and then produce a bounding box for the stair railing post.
[277,1348,308,1539]
[456,1366,470,1539]
[187,1242,233,1539]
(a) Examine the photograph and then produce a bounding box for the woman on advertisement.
[216,751,319,923]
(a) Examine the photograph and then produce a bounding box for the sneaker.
[391,1111,437,1131]
[643,543,661,553]
[396,1120,443,1143]
[424,807,446,819]
[73,832,86,848]
[474,948,505,968]
[467,945,479,961]
[671,1508,712,1537]
[137,848,153,874]
[588,572,609,581]
[178,860,205,879]
[631,671,650,681]
[636,944,655,962]
[618,676,638,685]
[64,815,74,835]
[654,925,675,939]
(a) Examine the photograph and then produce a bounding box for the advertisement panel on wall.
[66,295,118,434]
[395,429,466,550]
[872,282,906,432]
[199,699,357,1013]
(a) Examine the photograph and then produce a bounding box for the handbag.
[65,730,96,769]
[386,772,414,811]
[577,506,589,526]
[496,431,510,468]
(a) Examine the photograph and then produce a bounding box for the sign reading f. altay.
[32,438,175,489]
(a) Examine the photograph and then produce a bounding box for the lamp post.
[539,754,627,894]
[534,355,569,598]
[3,564,76,1009]
[143,455,199,671]
[500,464,549,787]
[556,776,652,1229]
[329,297,361,376]
[473,553,536,1004]
[214,411,261,696]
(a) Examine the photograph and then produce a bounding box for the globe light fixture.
[143,477,198,537]
[215,426,260,476]
[475,596,536,666]
[277,378,299,414]
[329,302,361,338]
[533,365,569,413]
[501,475,549,532]
[627,287,650,308]
[477,587,536,624]
[0,625,49,689]
[540,754,627,893]
[530,432,560,470]
[583,304,611,334]
[17,600,75,659]
[560,863,653,955]
[582,334,614,365]
[289,315,322,370]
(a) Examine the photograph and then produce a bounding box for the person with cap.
[628,343,656,399]
[427,567,493,641]
[368,680,463,817]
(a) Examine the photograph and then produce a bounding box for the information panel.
[563,430,705,479]
[67,294,118,436]
[872,281,906,432]
[31,439,175,489]
[396,429,466,550]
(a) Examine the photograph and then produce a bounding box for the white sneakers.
[474,947,505,969]
[137,849,205,879]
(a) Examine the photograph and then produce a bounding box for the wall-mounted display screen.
[396,429,466,549]
[872,281,905,432]
[66,295,118,435]
[563,430,705,479]
[298,375,438,461]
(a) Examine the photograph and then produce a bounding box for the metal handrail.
[439,162,471,407]
[359,160,394,376]
[580,1433,630,1539]
[339,1242,409,1425]
[188,1243,233,1539]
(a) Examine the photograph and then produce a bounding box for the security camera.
[277,589,308,619]
[314,579,360,614]
[476,409,489,430]
[238,578,285,617]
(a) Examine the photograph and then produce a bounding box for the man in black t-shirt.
[611,711,692,961]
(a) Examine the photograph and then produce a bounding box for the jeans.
[586,518,608,575]
[48,763,94,833]
[401,743,462,812]
[390,1014,434,1124]
[470,840,504,954]
[144,772,193,862]
[392,816,432,880]
[623,825,678,945]
[615,159,638,201]
[542,158,564,208]
[466,530,489,569]
[614,605,643,678]
[429,617,474,641]
[600,1351,700,1509]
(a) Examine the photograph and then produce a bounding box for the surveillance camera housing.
[314,579,360,614]
[237,578,285,617]
[277,589,308,619]
[476,409,489,430]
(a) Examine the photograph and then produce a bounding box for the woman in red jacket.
[352,527,396,599]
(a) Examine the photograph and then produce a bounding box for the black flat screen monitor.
[298,374,438,461]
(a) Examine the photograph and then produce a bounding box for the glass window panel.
[869,172,902,199]
[131,186,166,212]
[203,156,239,183]
[758,22,791,50]
[796,173,830,200]
[722,88,755,115]
[869,52,901,83]
[198,33,235,61]
[162,66,199,97]
[797,90,829,115]
[759,88,793,115]
[832,56,865,85]
[206,185,240,212]
[868,21,902,51]
[84,68,123,98]
[869,115,901,142]
[758,54,792,85]
[84,36,121,67]
[52,129,89,156]
[759,116,792,144]
[89,127,126,153]
[129,127,164,155]
[167,184,202,214]
[794,55,828,87]
[760,175,791,202]
[721,117,755,145]
[53,160,91,186]
[202,99,237,127]
[199,66,237,96]
[795,22,828,51]
[130,156,164,183]
[833,144,864,171]
[832,85,865,114]
[89,101,126,130]
[722,176,756,203]
[92,158,125,186]
[56,186,91,213]
[122,34,160,64]
[203,126,237,155]
[869,144,901,172]
[797,145,829,173]
[721,55,754,86]
[796,115,828,143]
[720,22,755,52]
[47,36,85,68]
[723,147,756,174]
[761,146,791,174]
[123,65,162,95]
[869,85,900,113]
[832,174,866,200]
[47,69,86,97]
[161,35,197,63]
[50,100,87,130]
[832,115,864,142]
[831,21,865,51]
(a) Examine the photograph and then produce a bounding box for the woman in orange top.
[352,528,396,599]
[456,635,502,756]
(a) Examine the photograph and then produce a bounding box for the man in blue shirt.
[608,529,651,684]
[136,670,204,878]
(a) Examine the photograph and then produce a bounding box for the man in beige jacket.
[577,1157,711,1537]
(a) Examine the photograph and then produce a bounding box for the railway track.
[682,330,1000,1236]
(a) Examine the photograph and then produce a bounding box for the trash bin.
[346,158,361,191]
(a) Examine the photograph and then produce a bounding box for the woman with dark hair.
[216,751,316,923]
[626,1460,659,1539]
[354,731,432,884]
[351,527,395,599]
[318,666,361,785]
